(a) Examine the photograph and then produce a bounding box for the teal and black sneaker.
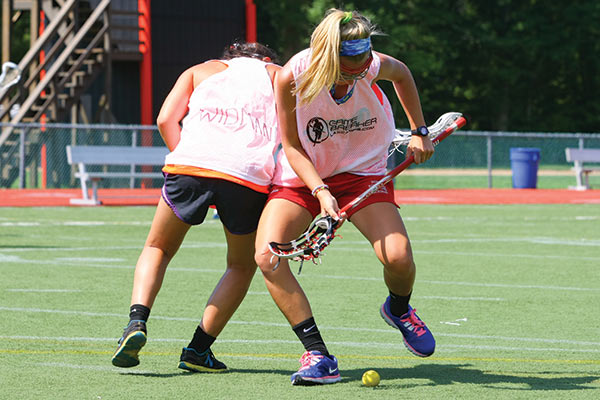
[111,320,147,367]
[178,347,227,373]
[380,297,435,357]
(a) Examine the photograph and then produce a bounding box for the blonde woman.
[254,9,435,385]
[111,42,280,372]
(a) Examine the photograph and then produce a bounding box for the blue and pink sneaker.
[380,297,435,357]
[290,350,341,385]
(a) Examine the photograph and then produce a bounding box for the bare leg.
[351,202,415,295]
[254,199,314,326]
[130,198,190,307]
[200,227,258,337]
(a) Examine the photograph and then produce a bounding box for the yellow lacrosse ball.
[362,370,380,387]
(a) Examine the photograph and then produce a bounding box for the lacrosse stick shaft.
[340,116,466,215]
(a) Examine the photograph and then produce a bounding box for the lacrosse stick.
[0,62,21,96]
[389,112,463,157]
[269,114,466,268]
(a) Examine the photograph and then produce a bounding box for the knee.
[254,245,279,275]
[382,249,415,276]
[226,261,257,280]
[144,237,177,260]
[226,251,258,276]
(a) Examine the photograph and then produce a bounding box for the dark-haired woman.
[111,42,280,372]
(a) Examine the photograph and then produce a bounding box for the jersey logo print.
[306,117,330,145]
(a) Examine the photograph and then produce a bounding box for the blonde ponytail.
[293,9,378,105]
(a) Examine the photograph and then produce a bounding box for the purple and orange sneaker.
[290,351,341,385]
[380,297,435,357]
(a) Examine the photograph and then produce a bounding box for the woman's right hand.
[316,190,342,222]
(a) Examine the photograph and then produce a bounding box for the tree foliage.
[257,0,600,132]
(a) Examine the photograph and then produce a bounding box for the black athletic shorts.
[161,173,268,235]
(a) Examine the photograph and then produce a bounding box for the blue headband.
[340,37,371,56]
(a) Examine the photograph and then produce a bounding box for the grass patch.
[1,205,599,399]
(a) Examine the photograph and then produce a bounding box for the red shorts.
[268,172,397,219]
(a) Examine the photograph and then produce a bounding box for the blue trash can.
[510,148,540,188]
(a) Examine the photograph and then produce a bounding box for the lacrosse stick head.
[0,62,21,93]
[390,111,463,153]
[268,216,340,262]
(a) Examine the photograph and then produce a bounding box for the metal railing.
[1,121,599,189]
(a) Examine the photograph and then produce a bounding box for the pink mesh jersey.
[273,50,395,187]
[164,57,278,193]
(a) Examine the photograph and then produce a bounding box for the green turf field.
[1,205,599,399]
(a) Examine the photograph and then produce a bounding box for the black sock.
[187,325,216,354]
[292,317,330,357]
[129,304,151,322]
[389,291,411,317]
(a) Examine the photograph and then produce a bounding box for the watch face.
[417,126,429,136]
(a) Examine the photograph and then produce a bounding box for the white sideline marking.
[420,280,600,292]
[6,289,81,293]
[55,257,125,263]
[330,246,600,262]
[2,335,599,355]
[441,317,468,326]
[1,253,597,292]
[442,344,600,353]
[1,308,599,347]
[420,296,504,301]
[414,237,600,247]
[0,242,226,252]
[315,274,599,292]
[35,361,154,374]
[415,249,600,261]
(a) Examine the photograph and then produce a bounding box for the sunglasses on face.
[339,53,373,81]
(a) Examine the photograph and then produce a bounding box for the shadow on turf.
[118,368,293,379]
[118,364,599,391]
[341,364,600,391]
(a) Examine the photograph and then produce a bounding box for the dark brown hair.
[222,41,280,64]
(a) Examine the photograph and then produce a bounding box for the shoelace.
[401,309,426,336]
[298,351,322,369]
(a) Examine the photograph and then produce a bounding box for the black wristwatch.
[411,125,429,137]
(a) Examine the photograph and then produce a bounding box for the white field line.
[1,253,598,291]
[0,243,226,253]
[33,361,155,374]
[1,307,599,348]
[5,289,81,293]
[419,295,505,301]
[2,335,599,354]
[313,274,599,292]
[2,238,600,254]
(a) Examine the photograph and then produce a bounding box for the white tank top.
[164,57,278,188]
[273,49,395,187]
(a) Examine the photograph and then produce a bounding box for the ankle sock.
[292,317,330,357]
[389,291,411,317]
[129,304,151,322]
[187,325,216,354]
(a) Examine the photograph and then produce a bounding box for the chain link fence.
[1,122,599,189]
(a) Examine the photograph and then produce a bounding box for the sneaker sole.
[178,361,227,373]
[379,305,432,358]
[291,374,341,385]
[111,331,147,367]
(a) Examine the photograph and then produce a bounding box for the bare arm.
[275,64,341,219]
[375,52,434,164]
[156,61,227,151]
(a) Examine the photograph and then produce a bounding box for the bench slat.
[565,148,600,163]
[67,145,169,165]
[76,172,163,179]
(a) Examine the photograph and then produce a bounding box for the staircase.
[0,0,144,187]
